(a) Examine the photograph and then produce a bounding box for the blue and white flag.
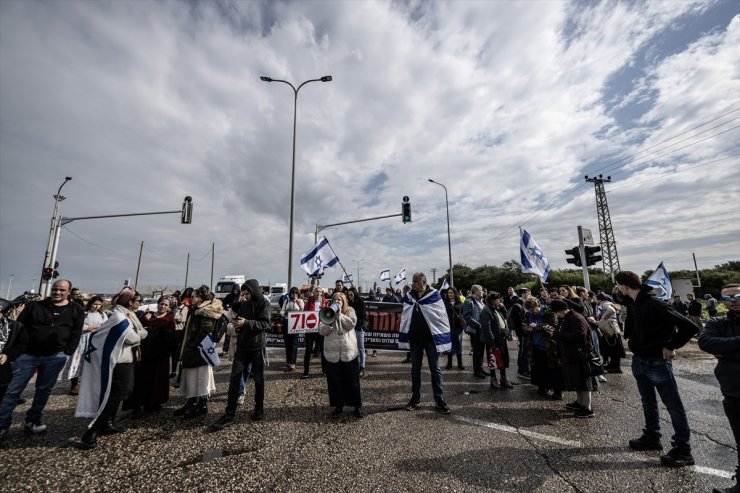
[646,261,672,300]
[520,228,551,282]
[198,333,220,366]
[440,279,450,291]
[342,273,353,284]
[398,288,451,352]
[380,269,391,282]
[394,268,407,286]
[300,236,340,277]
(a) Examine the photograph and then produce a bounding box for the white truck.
[214,275,246,300]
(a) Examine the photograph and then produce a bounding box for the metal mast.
[585,174,620,281]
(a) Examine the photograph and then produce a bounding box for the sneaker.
[565,401,583,411]
[208,414,235,432]
[359,368,366,378]
[237,395,245,405]
[24,421,47,434]
[629,433,663,451]
[517,373,531,380]
[574,408,595,419]
[660,443,695,467]
[597,375,607,383]
[435,401,451,415]
[405,398,420,411]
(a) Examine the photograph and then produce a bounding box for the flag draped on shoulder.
[394,268,406,286]
[398,289,451,352]
[379,269,390,282]
[75,307,135,423]
[646,261,672,300]
[300,236,340,277]
[520,228,551,282]
[199,333,220,366]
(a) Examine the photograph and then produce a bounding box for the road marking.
[689,466,734,479]
[452,414,582,447]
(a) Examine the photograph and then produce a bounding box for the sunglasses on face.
[721,294,740,301]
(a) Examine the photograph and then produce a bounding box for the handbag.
[579,348,604,376]
[486,346,505,369]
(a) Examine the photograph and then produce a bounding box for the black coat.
[556,311,596,391]
[0,318,29,387]
[698,311,740,400]
[232,279,271,354]
[17,299,84,356]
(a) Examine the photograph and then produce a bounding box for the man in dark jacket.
[616,271,700,468]
[698,283,740,493]
[672,295,689,316]
[209,280,271,430]
[0,299,29,407]
[686,293,703,329]
[0,279,83,439]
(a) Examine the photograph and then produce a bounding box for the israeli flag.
[198,333,220,366]
[342,273,353,284]
[394,268,407,286]
[646,262,672,300]
[520,228,550,282]
[380,269,391,282]
[440,279,450,291]
[300,236,340,277]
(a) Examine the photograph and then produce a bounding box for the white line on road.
[689,466,734,479]
[452,414,582,447]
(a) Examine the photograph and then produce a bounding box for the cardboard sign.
[286,311,320,334]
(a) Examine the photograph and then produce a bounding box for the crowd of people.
[0,275,737,493]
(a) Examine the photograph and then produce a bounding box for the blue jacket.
[462,297,483,334]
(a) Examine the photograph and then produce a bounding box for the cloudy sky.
[1,0,738,296]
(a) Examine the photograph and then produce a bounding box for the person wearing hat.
[0,299,28,412]
[595,293,626,373]
[547,299,597,418]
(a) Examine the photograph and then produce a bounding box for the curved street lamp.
[260,75,332,289]
[428,179,453,288]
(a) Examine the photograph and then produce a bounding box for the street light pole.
[428,179,454,288]
[6,275,14,298]
[40,177,72,297]
[260,75,332,290]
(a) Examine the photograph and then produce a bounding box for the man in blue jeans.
[0,279,84,441]
[615,271,700,468]
[398,272,452,414]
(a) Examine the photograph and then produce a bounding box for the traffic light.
[181,196,193,224]
[42,267,54,281]
[584,245,602,266]
[402,196,411,223]
[565,246,581,267]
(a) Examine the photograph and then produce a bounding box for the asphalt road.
[0,340,735,493]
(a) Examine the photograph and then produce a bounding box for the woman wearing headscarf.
[171,287,192,379]
[596,293,626,373]
[479,292,513,389]
[124,296,175,417]
[523,297,563,400]
[319,291,362,418]
[549,299,598,418]
[76,288,147,449]
[175,285,223,419]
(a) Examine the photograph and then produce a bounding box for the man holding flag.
[398,272,452,414]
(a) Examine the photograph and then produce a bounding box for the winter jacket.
[0,317,28,361]
[180,299,223,368]
[480,305,507,348]
[524,307,560,367]
[698,311,740,400]
[462,296,484,334]
[232,279,271,354]
[444,300,464,334]
[597,301,621,337]
[348,296,367,331]
[623,285,700,359]
[556,310,593,364]
[319,307,358,363]
[18,299,84,356]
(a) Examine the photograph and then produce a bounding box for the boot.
[252,405,264,421]
[456,354,465,370]
[174,398,197,417]
[99,418,125,435]
[252,382,265,421]
[490,371,501,390]
[69,378,80,396]
[445,355,453,370]
[184,396,208,419]
[79,427,97,450]
[500,369,514,389]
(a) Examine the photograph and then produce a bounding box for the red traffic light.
[42,267,54,281]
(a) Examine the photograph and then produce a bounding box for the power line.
[62,226,116,251]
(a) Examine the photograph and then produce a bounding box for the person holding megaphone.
[319,292,364,419]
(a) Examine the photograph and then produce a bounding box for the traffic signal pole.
[577,226,590,291]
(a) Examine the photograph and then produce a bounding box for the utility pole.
[431,267,437,284]
[134,241,144,291]
[210,242,215,290]
[184,253,190,289]
[585,175,620,282]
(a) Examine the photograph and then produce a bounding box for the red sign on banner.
[287,311,320,334]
